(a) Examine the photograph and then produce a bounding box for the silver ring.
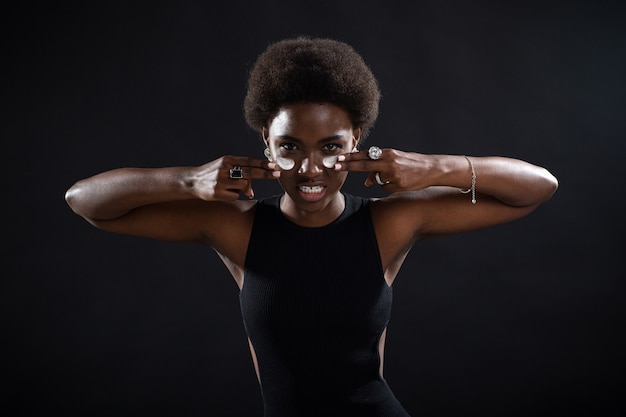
[368,146,383,160]
[375,172,390,185]
[229,166,243,179]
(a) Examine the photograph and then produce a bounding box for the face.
[264,102,360,220]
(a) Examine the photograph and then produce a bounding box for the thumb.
[244,180,254,199]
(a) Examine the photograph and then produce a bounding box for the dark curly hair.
[244,37,381,138]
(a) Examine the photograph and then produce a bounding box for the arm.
[65,156,280,243]
[66,166,198,221]
[337,150,558,237]
[401,154,558,208]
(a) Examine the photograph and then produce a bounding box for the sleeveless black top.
[240,194,410,417]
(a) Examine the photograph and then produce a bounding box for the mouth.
[297,184,327,201]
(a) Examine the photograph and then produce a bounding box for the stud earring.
[264,147,273,161]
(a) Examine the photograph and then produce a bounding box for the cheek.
[322,155,338,169]
[276,156,295,170]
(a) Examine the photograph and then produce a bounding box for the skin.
[65,101,558,379]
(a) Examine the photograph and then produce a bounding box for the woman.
[65,37,558,416]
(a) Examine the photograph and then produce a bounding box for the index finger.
[334,150,384,172]
[230,156,278,170]
[242,165,282,180]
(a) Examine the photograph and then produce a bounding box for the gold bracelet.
[459,155,476,204]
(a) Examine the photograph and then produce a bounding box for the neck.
[279,192,345,227]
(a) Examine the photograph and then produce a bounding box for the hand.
[191,156,280,200]
[335,148,434,192]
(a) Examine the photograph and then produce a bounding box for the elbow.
[64,181,89,216]
[540,168,559,202]
[512,168,558,208]
[64,183,79,212]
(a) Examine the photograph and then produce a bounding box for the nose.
[297,155,323,177]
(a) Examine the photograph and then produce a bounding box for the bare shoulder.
[367,188,463,273]
[195,199,258,231]
[369,187,462,241]
[197,199,258,269]
[170,198,258,246]
[369,190,429,236]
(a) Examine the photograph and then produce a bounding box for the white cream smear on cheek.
[276,156,295,170]
[322,155,338,169]
[275,155,336,170]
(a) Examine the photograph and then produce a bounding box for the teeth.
[299,185,324,193]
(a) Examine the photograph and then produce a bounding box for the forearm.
[430,155,558,207]
[65,166,196,220]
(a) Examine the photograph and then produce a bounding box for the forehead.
[268,102,353,138]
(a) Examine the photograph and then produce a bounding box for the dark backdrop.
[4,1,625,416]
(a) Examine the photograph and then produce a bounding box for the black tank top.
[240,193,411,416]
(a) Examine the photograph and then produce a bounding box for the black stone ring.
[229,166,243,179]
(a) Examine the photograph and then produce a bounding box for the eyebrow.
[276,134,346,143]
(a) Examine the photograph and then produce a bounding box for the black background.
[4,1,625,416]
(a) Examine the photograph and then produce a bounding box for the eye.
[279,142,298,151]
[323,143,342,152]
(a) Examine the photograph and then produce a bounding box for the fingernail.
[272,171,281,177]
[267,162,276,169]
[334,163,342,170]
[337,155,346,161]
